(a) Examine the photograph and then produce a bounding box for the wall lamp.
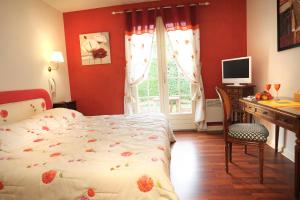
[48,51,64,72]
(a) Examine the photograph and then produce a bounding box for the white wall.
[0,0,71,103]
[247,0,300,161]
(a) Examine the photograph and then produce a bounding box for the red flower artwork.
[42,170,57,184]
[0,110,8,118]
[137,175,154,192]
[87,188,95,197]
[0,181,3,190]
[121,151,132,157]
[92,48,107,59]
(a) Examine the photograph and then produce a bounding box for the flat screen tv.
[222,56,252,85]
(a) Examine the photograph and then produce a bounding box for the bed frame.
[0,89,52,124]
[0,89,52,109]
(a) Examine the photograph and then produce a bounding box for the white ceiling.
[42,0,158,13]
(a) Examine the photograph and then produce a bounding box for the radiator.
[206,99,223,123]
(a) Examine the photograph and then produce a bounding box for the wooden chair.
[215,86,269,183]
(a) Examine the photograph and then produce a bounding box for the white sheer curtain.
[124,33,155,114]
[165,28,207,129]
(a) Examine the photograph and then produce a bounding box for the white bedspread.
[0,108,178,200]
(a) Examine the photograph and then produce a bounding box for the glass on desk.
[265,83,271,92]
[274,84,281,100]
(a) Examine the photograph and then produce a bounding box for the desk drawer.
[255,108,275,119]
[244,104,255,113]
[275,114,297,130]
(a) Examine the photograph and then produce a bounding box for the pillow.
[30,108,83,122]
[0,108,84,152]
[26,108,84,130]
[0,98,46,125]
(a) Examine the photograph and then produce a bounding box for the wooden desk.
[240,98,300,199]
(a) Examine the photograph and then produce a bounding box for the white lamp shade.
[51,51,64,63]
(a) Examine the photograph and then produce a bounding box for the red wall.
[63,0,246,115]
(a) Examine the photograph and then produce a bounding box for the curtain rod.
[112,2,210,15]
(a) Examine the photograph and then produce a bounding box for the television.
[222,56,252,86]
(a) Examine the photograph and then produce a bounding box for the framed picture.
[277,0,300,51]
[79,32,111,65]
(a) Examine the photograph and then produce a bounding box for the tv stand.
[221,84,256,123]
[233,83,246,86]
[223,83,253,87]
[233,83,243,86]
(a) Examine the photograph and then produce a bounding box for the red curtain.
[125,5,199,35]
[125,9,157,35]
[161,5,198,31]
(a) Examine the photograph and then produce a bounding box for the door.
[137,17,195,130]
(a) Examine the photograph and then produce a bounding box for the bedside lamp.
[48,51,64,72]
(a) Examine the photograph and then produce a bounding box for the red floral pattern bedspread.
[0,108,178,200]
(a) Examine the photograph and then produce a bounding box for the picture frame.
[79,32,111,65]
[277,0,300,51]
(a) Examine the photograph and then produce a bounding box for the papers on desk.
[243,96,256,101]
[258,99,300,108]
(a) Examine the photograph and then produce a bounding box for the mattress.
[0,108,178,200]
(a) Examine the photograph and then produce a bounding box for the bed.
[0,89,178,200]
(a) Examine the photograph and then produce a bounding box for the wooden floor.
[170,132,295,200]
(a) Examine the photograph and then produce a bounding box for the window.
[136,17,194,129]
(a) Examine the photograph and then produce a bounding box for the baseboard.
[207,122,222,126]
[266,140,294,162]
[206,125,223,131]
[206,122,223,131]
[173,129,196,132]
[196,123,223,132]
[266,140,275,149]
[282,149,294,162]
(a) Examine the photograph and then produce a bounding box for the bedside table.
[53,101,77,110]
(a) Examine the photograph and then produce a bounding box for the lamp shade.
[51,51,64,63]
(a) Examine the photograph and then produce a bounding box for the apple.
[255,92,262,100]
[261,94,268,100]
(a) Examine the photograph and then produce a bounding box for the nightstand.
[53,101,77,110]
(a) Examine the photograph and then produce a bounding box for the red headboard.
[0,89,52,109]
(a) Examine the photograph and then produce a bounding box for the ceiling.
[42,0,158,13]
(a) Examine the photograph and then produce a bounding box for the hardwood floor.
[170,132,295,200]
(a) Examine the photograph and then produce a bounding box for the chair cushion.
[228,123,269,142]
